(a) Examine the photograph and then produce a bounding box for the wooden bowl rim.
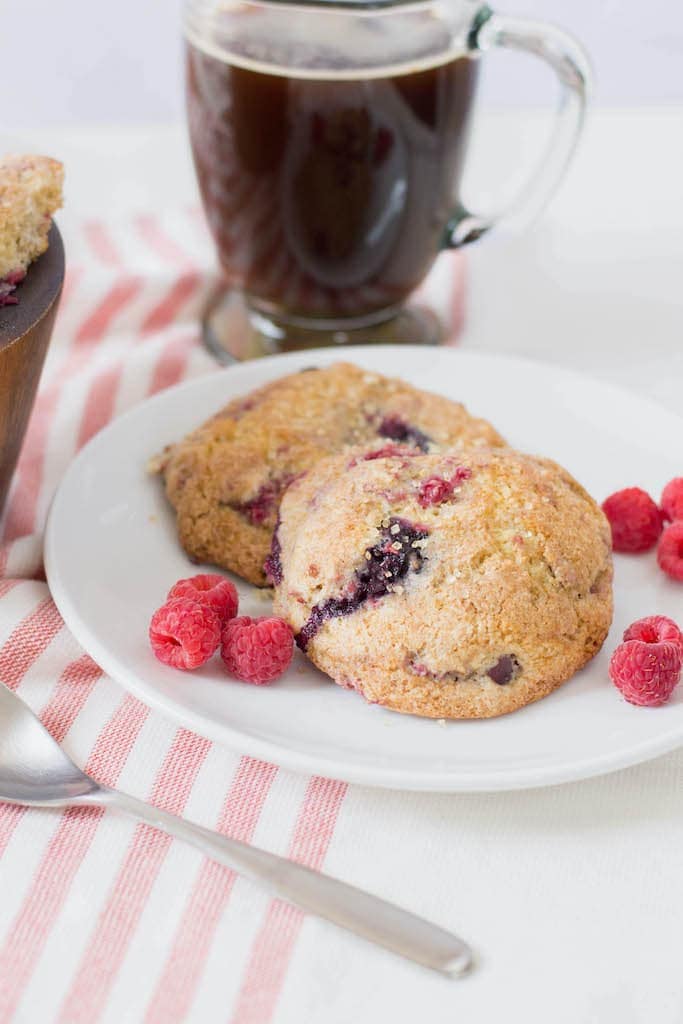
[0,223,65,354]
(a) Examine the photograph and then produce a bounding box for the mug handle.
[443,5,592,248]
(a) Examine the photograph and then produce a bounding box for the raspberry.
[609,639,681,707]
[601,487,663,552]
[657,522,683,581]
[623,615,683,656]
[168,574,238,622]
[149,598,221,670]
[359,444,418,463]
[235,479,282,526]
[264,526,283,587]
[418,467,471,508]
[221,616,294,685]
[661,477,683,523]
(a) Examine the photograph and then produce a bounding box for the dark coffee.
[186,40,478,321]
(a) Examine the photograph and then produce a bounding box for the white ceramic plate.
[45,346,683,791]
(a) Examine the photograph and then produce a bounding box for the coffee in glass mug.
[184,0,590,359]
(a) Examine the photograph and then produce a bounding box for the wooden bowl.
[0,223,64,516]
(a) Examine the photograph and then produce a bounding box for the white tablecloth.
[1,110,682,1024]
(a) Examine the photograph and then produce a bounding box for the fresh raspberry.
[609,639,681,706]
[661,477,683,523]
[657,522,683,581]
[623,615,683,656]
[601,487,663,552]
[418,467,471,508]
[168,574,238,622]
[221,616,294,685]
[149,598,221,670]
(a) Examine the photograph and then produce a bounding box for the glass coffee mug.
[184,0,590,361]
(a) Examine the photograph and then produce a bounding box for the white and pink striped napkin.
[0,214,468,1024]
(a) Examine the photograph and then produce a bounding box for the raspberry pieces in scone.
[271,445,613,719]
[153,363,505,586]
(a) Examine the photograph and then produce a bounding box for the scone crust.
[156,363,505,584]
[0,155,64,279]
[272,445,613,719]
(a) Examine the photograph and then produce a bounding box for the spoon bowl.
[0,682,99,805]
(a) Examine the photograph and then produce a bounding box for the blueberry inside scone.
[270,445,613,719]
[296,517,429,650]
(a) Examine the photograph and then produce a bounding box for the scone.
[154,363,504,585]
[0,154,64,306]
[271,444,613,718]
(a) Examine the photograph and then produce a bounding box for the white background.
[1,0,682,128]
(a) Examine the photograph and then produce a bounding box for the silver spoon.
[0,682,472,976]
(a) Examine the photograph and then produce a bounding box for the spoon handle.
[96,786,472,976]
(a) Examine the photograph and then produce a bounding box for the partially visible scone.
[271,444,613,718]
[155,363,505,585]
[0,154,64,306]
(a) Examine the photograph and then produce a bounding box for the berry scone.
[0,154,64,306]
[153,363,504,585]
[270,444,613,718]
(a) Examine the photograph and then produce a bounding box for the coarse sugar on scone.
[153,362,505,585]
[271,444,613,719]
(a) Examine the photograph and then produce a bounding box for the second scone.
[270,444,613,719]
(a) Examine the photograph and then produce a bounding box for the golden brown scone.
[0,155,64,303]
[154,363,505,585]
[271,444,613,719]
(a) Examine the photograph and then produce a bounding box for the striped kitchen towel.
[0,209,466,1024]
